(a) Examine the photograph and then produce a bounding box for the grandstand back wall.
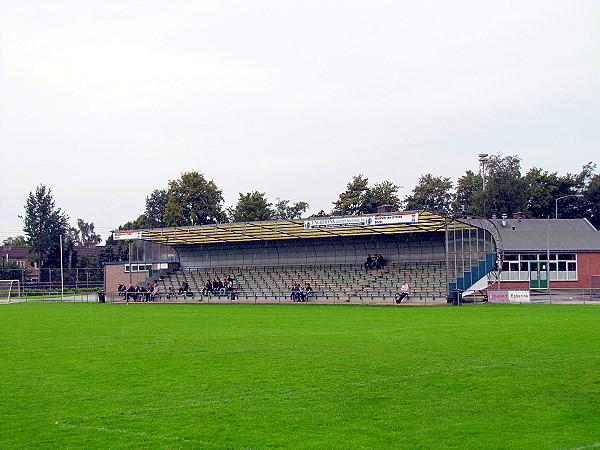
[175,233,446,268]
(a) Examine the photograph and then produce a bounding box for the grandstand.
[156,261,448,303]
[111,210,502,304]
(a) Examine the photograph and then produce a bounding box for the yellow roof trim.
[126,211,469,246]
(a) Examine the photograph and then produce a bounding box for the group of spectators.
[202,276,237,298]
[118,283,160,302]
[364,254,385,270]
[290,283,314,302]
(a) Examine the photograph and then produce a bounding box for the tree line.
[6,153,599,271]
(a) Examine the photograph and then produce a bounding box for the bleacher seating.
[153,262,448,304]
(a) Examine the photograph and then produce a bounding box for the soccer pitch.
[1,303,598,449]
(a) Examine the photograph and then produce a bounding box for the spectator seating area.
[154,261,448,304]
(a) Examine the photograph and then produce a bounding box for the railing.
[5,288,597,305]
[461,288,600,304]
[1,289,104,302]
[119,289,449,305]
[528,288,600,304]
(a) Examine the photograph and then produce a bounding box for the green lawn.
[0,303,598,449]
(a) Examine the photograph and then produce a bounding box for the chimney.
[377,205,394,213]
[513,212,526,220]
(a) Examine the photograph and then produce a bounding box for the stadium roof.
[115,211,477,246]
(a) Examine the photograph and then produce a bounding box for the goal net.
[0,280,21,302]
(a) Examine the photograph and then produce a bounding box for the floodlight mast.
[478,154,489,190]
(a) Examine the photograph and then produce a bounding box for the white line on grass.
[54,422,254,450]
[563,443,600,450]
[57,422,251,448]
[58,422,191,442]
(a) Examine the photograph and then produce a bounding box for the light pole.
[478,154,489,190]
[555,194,584,219]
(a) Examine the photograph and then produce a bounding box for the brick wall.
[104,264,150,292]
[491,252,600,290]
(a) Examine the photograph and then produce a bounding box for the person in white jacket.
[396,281,410,304]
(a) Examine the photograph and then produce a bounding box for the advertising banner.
[372,213,419,225]
[488,290,530,303]
[113,230,142,241]
[304,216,372,229]
[304,213,419,229]
[508,290,530,302]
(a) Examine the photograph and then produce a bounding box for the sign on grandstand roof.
[113,230,142,240]
[372,212,418,225]
[304,212,418,229]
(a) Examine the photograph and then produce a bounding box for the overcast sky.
[1,0,598,243]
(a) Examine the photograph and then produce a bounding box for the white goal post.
[0,280,21,302]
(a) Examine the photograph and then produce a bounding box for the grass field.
[0,303,598,449]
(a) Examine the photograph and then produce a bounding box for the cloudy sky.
[1,0,598,242]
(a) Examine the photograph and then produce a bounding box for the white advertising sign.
[113,230,142,240]
[488,290,530,303]
[304,216,372,229]
[508,290,530,302]
[372,213,419,225]
[304,213,419,229]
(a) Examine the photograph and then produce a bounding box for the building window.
[500,253,577,282]
[125,264,152,273]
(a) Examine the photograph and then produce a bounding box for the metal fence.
[3,288,599,305]
[462,288,600,305]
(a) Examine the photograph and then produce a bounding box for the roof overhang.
[114,211,477,246]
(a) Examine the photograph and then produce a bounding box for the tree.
[584,172,600,228]
[403,174,454,214]
[73,218,102,246]
[22,184,70,270]
[229,191,273,222]
[98,235,129,263]
[145,189,169,227]
[453,170,485,217]
[332,175,402,215]
[119,214,154,231]
[273,198,310,220]
[2,235,27,247]
[523,167,560,218]
[332,175,370,216]
[363,181,402,213]
[563,162,596,219]
[163,172,226,226]
[0,259,28,281]
[485,154,528,217]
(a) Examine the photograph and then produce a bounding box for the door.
[529,261,548,289]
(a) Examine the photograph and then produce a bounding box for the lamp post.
[478,154,489,190]
[555,194,584,219]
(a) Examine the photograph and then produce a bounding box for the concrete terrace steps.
[154,262,448,302]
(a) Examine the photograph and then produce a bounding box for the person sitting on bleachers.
[178,281,189,295]
[126,284,137,302]
[223,278,231,294]
[304,283,314,300]
[167,286,176,299]
[202,279,212,296]
[226,279,235,295]
[138,285,149,302]
[150,284,159,301]
[365,254,373,271]
[213,278,224,295]
[376,254,385,269]
[298,284,306,302]
[396,281,410,303]
[290,284,300,301]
